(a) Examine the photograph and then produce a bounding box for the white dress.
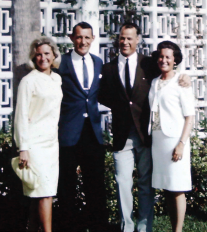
[14,69,63,197]
[149,75,195,191]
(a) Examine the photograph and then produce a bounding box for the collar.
[151,72,179,112]
[119,52,138,63]
[72,50,91,60]
[155,72,179,85]
[32,69,59,81]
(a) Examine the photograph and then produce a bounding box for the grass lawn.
[153,215,207,232]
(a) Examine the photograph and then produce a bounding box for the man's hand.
[19,150,29,169]
[179,74,191,88]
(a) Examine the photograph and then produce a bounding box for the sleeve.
[180,86,195,116]
[98,65,113,109]
[53,72,62,85]
[14,76,34,150]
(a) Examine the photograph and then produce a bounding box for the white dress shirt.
[118,52,139,149]
[71,50,94,89]
[118,52,138,88]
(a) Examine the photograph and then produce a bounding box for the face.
[71,26,94,56]
[35,44,55,74]
[157,48,175,73]
[119,26,139,57]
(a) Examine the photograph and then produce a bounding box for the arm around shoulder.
[179,74,191,88]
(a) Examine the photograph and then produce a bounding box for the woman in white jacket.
[148,41,195,232]
[14,37,62,232]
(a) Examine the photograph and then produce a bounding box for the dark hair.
[157,40,183,65]
[72,21,93,36]
[120,22,141,35]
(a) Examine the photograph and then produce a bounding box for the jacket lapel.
[88,54,98,96]
[132,53,145,96]
[112,57,129,99]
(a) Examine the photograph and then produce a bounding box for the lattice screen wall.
[0,0,207,130]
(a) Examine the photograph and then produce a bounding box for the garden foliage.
[0,120,207,224]
[103,119,207,222]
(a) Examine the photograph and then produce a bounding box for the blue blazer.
[58,51,103,147]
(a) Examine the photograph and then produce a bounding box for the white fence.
[0,0,207,130]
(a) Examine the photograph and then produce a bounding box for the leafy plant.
[186,119,207,218]
[165,0,177,10]
[1,117,207,224]
[0,118,12,199]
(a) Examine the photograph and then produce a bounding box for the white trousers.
[113,134,154,232]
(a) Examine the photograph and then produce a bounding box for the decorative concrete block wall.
[0,0,207,129]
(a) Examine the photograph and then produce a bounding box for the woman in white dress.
[14,37,62,232]
[148,41,195,232]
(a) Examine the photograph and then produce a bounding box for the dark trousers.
[58,118,108,231]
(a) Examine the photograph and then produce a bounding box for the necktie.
[82,56,89,92]
[125,58,131,98]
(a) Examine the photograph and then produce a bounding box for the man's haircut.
[120,22,141,35]
[72,21,93,36]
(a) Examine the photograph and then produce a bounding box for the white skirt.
[22,140,59,198]
[152,130,192,191]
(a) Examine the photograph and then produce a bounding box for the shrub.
[103,119,207,223]
[0,119,207,224]
[186,119,207,219]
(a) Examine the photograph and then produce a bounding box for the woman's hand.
[19,150,29,169]
[172,142,184,162]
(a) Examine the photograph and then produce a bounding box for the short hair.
[72,21,93,36]
[120,22,141,36]
[28,36,61,69]
[157,40,183,65]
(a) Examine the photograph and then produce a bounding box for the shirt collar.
[72,50,91,60]
[119,52,138,63]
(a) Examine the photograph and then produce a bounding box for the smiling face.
[157,48,175,74]
[71,26,94,56]
[34,44,55,75]
[119,26,139,57]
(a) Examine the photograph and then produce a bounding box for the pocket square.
[99,74,102,79]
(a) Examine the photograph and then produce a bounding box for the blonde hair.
[27,36,61,69]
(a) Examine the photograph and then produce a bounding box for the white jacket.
[14,69,63,150]
[148,73,195,137]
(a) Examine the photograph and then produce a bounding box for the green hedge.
[104,119,207,223]
[0,120,207,224]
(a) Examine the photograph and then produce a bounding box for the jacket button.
[83,113,88,117]
[130,101,132,105]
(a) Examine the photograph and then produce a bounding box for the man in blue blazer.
[58,22,107,232]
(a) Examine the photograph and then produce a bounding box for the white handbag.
[11,157,39,190]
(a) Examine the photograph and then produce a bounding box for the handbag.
[11,157,39,190]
